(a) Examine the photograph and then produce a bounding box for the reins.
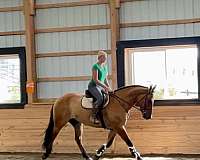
[109,92,148,113]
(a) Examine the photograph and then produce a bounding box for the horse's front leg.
[94,130,116,160]
[116,126,143,160]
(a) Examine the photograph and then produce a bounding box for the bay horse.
[42,85,156,160]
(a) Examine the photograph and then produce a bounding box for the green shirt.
[90,63,108,84]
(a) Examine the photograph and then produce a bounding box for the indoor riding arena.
[0,0,200,160]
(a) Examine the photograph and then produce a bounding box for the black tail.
[42,105,54,150]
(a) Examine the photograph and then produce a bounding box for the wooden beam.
[36,24,110,34]
[36,50,111,58]
[0,6,22,12]
[29,0,36,16]
[0,18,198,37]
[0,31,24,36]
[121,18,200,28]
[109,0,120,154]
[37,75,112,82]
[121,0,144,2]
[116,0,121,8]
[36,0,108,9]
[23,0,37,104]
[38,76,91,82]
[109,0,120,90]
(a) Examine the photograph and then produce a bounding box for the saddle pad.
[81,96,93,109]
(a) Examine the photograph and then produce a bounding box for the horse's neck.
[113,87,135,108]
[115,87,131,99]
[114,86,147,105]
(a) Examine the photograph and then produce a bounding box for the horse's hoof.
[86,157,93,160]
[93,155,101,160]
[41,153,48,160]
[137,156,144,160]
[93,155,100,160]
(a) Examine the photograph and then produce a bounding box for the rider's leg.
[88,83,103,123]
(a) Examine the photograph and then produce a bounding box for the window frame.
[0,47,27,109]
[117,36,200,106]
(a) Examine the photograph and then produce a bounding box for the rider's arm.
[104,76,112,91]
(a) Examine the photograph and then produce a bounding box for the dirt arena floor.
[0,153,199,160]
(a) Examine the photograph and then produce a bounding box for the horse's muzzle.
[142,110,152,120]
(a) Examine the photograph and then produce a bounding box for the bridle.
[109,91,150,113]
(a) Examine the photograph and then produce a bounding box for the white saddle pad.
[81,96,93,109]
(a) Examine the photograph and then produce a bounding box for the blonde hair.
[97,50,107,59]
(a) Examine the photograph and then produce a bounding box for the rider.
[88,50,112,124]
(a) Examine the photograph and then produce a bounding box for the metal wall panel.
[37,55,111,78]
[35,2,111,98]
[121,0,200,23]
[0,0,22,7]
[37,80,112,99]
[35,5,109,28]
[0,35,25,48]
[36,29,110,53]
[121,23,200,40]
[120,0,200,40]
[37,81,88,98]
[37,54,111,99]
[0,1,24,48]
[0,11,24,32]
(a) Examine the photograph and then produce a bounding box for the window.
[0,54,21,103]
[0,47,26,108]
[126,45,198,100]
[117,37,200,105]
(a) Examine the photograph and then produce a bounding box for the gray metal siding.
[0,11,24,32]
[36,5,109,28]
[120,0,200,40]
[37,55,111,78]
[0,0,24,47]
[35,3,111,98]
[0,35,25,47]
[0,0,22,7]
[37,81,89,98]
[36,29,110,53]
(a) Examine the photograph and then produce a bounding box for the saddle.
[81,90,109,109]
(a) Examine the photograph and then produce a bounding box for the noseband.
[109,92,149,113]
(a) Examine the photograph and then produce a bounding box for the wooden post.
[109,0,120,154]
[23,0,37,104]
[109,0,120,90]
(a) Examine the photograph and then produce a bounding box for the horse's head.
[129,85,156,120]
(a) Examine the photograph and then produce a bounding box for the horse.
[42,85,156,160]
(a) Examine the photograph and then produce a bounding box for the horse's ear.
[149,85,152,93]
[152,85,156,92]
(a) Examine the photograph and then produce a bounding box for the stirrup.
[90,114,100,124]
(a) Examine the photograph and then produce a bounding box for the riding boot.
[90,107,100,124]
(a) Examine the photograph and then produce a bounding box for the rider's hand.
[108,87,112,92]
[104,86,112,93]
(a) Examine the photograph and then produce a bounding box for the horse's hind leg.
[94,130,116,160]
[42,126,62,159]
[69,119,92,160]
